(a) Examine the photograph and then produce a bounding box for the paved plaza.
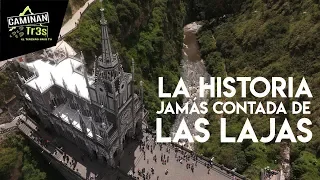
[16,114,240,180]
[119,133,236,180]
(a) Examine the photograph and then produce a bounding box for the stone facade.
[17,8,148,167]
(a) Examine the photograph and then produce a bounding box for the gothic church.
[17,8,148,167]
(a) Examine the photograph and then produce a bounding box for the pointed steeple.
[70,60,74,72]
[16,85,24,95]
[61,89,66,102]
[93,56,97,75]
[84,102,89,110]
[32,64,39,77]
[65,45,69,58]
[99,106,106,120]
[89,117,97,140]
[72,95,77,104]
[131,58,136,134]
[132,58,135,93]
[140,80,145,121]
[62,78,68,89]
[67,115,73,125]
[50,72,55,84]
[99,7,116,67]
[81,51,91,91]
[43,49,48,59]
[93,55,98,83]
[49,91,55,100]
[53,51,58,64]
[16,72,25,83]
[75,84,80,96]
[78,110,87,134]
[80,51,85,63]
[101,121,109,144]
[34,82,41,91]
[57,110,63,119]
[99,4,118,68]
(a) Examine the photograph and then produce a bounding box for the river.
[171,22,210,150]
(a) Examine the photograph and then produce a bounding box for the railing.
[25,74,37,83]
[145,124,246,179]
[18,118,86,180]
[58,0,97,41]
[169,142,248,180]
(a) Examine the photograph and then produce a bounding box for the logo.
[7,6,52,41]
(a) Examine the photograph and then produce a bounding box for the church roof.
[48,40,77,57]
[25,57,94,100]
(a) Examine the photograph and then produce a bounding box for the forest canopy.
[63,0,320,179]
[195,0,320,179]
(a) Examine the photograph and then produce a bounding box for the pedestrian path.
[59,0,96,38]
[119,133,236,180]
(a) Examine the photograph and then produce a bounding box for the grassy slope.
[196,0,320,179]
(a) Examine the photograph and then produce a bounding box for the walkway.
[120,133,237,180]
[15,113,242,180]
[59,0,96,38]
[17,114,130,180]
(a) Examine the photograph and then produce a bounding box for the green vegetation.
[63,0,87,24]
[0,64,23,108]
[0,134,65,180]
[65,0,187,135]
[194,0,320,179]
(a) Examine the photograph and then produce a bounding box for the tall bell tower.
[87,6,134,117]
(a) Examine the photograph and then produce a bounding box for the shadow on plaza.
[119,138,141,174]
[41,128,140,180]
[22,116,243,180]
[21,112,143,179]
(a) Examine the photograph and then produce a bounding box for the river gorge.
[171,22,210,150]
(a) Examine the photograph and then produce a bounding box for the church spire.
[100,7,113,66]
[78,110,87,134]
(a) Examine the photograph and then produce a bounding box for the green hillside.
[63,0,320,179]
[194,0,320,179]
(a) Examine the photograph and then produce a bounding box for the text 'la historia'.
[155,77,313,143]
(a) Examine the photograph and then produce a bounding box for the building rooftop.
[17,40,93,100]
[24,57,94,100]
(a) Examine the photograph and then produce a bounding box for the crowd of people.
[19,119,87,178]
[132,134,219,180]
